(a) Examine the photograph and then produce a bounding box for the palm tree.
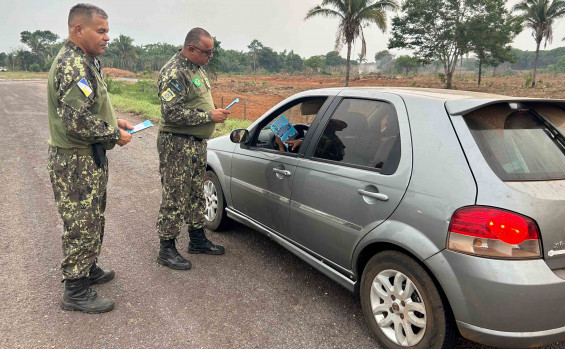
[112,35,138,70]
[305,0,398,86]
[513,0,565,87]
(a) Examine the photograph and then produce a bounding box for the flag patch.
[77,77,92,97]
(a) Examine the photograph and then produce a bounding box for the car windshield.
[464,103,565,181]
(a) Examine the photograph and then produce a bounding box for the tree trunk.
[446,71,453,89]
[478,60,482,86]
[532,40,541,87]
[345,42,351,87]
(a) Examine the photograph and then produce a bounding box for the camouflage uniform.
[156,52,215,240]
[46,41,121,280]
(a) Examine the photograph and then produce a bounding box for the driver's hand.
[285,139,303,152]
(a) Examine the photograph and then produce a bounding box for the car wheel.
[360,251,456,349]
[203,170,229,231]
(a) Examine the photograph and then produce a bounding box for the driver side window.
[254,97,328,153]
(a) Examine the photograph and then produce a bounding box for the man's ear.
[72,24,84,38]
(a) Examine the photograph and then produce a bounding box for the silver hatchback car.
[204,87,565,348]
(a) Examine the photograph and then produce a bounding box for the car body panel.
[206,87,565,347]
[289,91,412,269]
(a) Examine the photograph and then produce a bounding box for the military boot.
[89,263,115,285]
[188,228,225,255]
[60,277,114,313]
[157,239,192,270]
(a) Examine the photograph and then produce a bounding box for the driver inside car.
[274,136,303,152]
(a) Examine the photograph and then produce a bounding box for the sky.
[1,0,565,62]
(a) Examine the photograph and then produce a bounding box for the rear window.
[464,103,565,181]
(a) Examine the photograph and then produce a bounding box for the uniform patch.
[77,77,93,97]
[170,79,182,92]
[161,88,175,102]
[193,78,202,87]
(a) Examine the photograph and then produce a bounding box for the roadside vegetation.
[0,71,47,79]
[106,79,252,137]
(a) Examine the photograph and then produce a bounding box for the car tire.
[203,170,229,231]
[360,251,456,349]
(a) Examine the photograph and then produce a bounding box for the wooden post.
[244,100,247,120]
[221,96,224,108]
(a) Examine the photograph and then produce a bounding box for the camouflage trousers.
[47,149,108,280]
[156,132,207,240]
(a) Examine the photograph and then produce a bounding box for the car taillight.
[447,206,541,259]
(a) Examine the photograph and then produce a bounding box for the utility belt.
[49,144,107,168]
[159,131,203,142]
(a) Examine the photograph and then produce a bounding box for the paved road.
[0,80,562,349]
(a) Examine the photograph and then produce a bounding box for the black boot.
[89,263,115,285]
[60,277,114,313]
[188,228,225,255]
[157,239,192,270]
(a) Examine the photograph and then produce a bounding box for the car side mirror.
[230,129,249,144]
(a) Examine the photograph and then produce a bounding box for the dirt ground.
[101,67,565,122]
[211,73,565,121]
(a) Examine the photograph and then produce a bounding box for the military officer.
[156,28,230,270]
[47,3,133,313]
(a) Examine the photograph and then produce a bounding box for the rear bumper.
[426,250,565,348]
[457,321,565,348]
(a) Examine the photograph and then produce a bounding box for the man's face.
[79,15,110,57]
[191,36,214,66]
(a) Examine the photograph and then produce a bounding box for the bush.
[29,63,41,72]
[104,77,122,94]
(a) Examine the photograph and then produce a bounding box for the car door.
[230,96,332,237]
[289,92,412,269]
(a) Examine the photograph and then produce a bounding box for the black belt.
[49,146,93,156]
[160,131,203,142]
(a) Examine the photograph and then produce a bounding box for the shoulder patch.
[161,88,176,102]
[77,77,93,97]
[193,78,202,87]
[170,79,182,92]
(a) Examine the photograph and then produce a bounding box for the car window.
[313,98,401,174]
[464,103,565,181]
[253,97,328,153]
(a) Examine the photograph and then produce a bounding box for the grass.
[0,71,48,79]
[107,79,252,137]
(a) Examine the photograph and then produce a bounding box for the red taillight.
[448,206,541,259]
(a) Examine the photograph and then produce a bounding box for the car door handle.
[357,189,389,201]
[272,168,291,176]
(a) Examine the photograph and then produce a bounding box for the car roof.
[299,87,565,116]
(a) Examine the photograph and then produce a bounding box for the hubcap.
[369,269,426,346]
[203,180,218,222]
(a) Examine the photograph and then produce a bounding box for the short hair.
[68,3,108,27]
[184,28,212,47]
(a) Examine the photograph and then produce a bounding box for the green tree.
[325,51,345,66]
[389,0,474,88]
[305,0,398,86]
[513,0,565,87]
[466,0,521,85]
[20,30,59,65]
[304,56,325,72]
[283,50,303,72]
[109,35,138,70]
[247,39,263,71]
[394,55,420,73]
[257,46,281,72]
[374,50,393,65]
[207,37,223,80]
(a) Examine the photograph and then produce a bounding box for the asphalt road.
[0,80,562,349]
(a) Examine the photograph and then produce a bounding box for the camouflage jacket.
[157,52,215,139]
[47,40,120,149]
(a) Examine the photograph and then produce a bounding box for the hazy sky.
[1,0,565,61]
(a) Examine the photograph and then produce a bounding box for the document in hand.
[126,120,154,134]
[269,115,298,142]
